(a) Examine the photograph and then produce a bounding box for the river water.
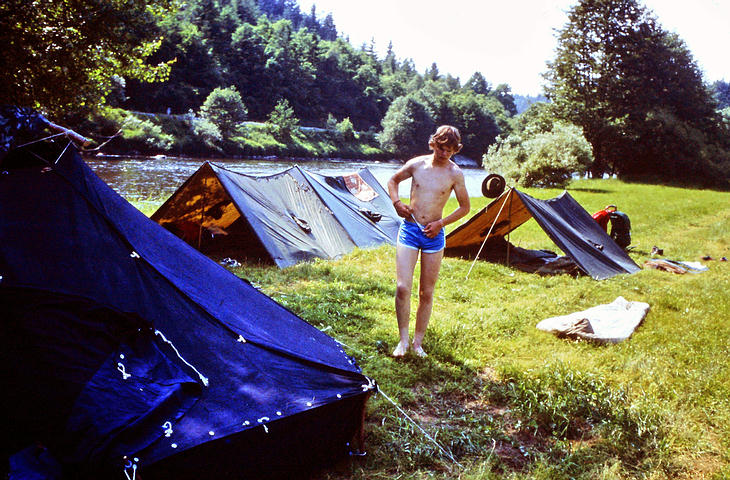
[85,156,489,205]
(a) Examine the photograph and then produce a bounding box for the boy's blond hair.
[429,125,462,150]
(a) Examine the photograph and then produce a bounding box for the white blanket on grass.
[536,296,650,343]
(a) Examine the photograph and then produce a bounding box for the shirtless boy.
[387,125,471,357]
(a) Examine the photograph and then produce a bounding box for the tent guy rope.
[465,187,513,280]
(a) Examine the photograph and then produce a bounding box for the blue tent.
[0,108,375,478]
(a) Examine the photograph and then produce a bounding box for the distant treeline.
[110,0,521,160]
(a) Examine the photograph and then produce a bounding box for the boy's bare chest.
[411,167,453,197]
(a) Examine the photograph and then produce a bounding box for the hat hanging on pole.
[482,174,506,198]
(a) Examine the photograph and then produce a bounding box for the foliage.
[544,0,730,184]
[190,115,223,151]
[485,121,592,188]
[440,91,504,160]
[111,0,511,153]
[0,0,178,117]
[199,86,248,138]
[266,98,299,140]
[712,80,730,110]
[335,117,356,142]
[379,96,435,158]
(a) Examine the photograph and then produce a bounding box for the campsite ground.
[136,178,730,479]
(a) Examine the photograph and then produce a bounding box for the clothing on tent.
[445,189,641,280]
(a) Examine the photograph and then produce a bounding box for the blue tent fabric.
[0,116,374,478]
[151,162,400,268]
[516,190,640,280]
[303,168,400,248]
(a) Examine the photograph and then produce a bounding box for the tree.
[199,86,248,138]
[490,84,517,117]
[379,96,435,157]
[545,0,728,182]
[267,98,299,139]
[464,72,490,95]
[0,0,178,116]
[439,91,502,161]
[712,80,730,110]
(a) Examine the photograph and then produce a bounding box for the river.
[85,156,490,205]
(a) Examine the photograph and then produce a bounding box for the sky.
[295,0,730,96]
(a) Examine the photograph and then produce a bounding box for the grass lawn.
[137,178,730,479]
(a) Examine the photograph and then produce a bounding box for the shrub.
[335,117,356,142]
[484,122,592,188]
[267,99,299,140]
[199,86,248,139]
[121,115,175,152]
[190,114,223,152]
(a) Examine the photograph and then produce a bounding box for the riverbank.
[79,107,392,160]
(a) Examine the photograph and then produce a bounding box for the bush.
[267,99,299,140]
[335,117,356,142]
[484,122,592,188]
[199,86,248,139]
[190,114,223,152]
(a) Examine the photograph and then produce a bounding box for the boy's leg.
[394,243,419,356]
[412,249,444,356]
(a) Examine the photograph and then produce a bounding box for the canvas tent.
[0,108,375,479]
[151,162,400,268]
[445,188,641,280]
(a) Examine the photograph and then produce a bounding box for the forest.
[1,0,729,185]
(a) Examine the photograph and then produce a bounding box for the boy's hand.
[393,200,413,218]
[423,219,444,238]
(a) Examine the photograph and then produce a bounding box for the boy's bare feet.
[392,342,409,357]
[412,344,427,358]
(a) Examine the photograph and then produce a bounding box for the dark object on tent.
[151,162,400,268]
[0,110,375,479]
[481,173,506,198]
[608,210,631,248]
[445,188,641,280]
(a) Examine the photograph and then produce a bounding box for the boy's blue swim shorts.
[397,219,445,253]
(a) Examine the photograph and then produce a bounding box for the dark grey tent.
[445,188,640,280]
[151,162,400,268]
[0,108,375,479]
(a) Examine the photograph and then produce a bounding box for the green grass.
[134,178,730,479]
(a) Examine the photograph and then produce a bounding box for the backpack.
[609,211,631,248]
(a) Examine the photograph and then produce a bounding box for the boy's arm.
[441,171,471,226]
[388,162,414,218]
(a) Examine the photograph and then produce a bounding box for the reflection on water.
[85,156,488,204]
